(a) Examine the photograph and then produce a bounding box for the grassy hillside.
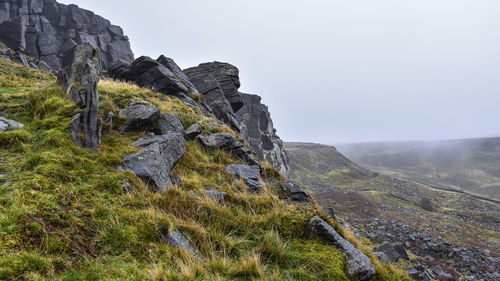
[337,138,500,200]
[0,57,409,280]
[285,142,499,258]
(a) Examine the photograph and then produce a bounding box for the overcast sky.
[61,0,500,144]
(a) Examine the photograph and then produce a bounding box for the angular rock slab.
[57,43,102,150]
[196,133,261,168]
[0,117,24,131]
[157,113,184,135]
[281,181,311,204]
[308,217,376,281]
[119,102,161,133]
[374,242,400,262]
[225,164,265,191]
[121,133,186,192]
[161,229,200,258]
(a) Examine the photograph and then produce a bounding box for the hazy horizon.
[60,0,500,143]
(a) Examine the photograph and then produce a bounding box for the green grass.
[0,60,409,280]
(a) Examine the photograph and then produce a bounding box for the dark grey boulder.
[281,181,311,203]
[308,216,376,281]
[161,229,200,258]
[157,55,198,94]
[121,133,186,192]
[57,43,102,150]
[118,102,161,133]
[184,123,204,140]
[0,0,134,70]
[375,251,390,263]
[157,113,184,135]
[0,116,24,131]
[323,207,336,220]
[196,133,261,168]
[393,242,410,260]
[235,93,289,175]
[203,188,227,203]
[225,164,265,191]
[374,242,400,262]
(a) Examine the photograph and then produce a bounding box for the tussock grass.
[0,61,410,280]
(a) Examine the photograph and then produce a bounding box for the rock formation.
[0,0,133,70]
[281,181,311,204]
[196,133,261,168]
[236,93,289,175]
[57,43,102,150]
[308,217,376,281]
[121,133,186,192]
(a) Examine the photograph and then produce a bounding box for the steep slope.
[0,52,409,280]
[285,142,500,280]
[337,138,500,201]
[0,0,134,70]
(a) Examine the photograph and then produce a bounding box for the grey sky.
[61,0,500,144]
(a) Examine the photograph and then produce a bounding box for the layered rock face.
[235,93,289,175]
[0,0,134,71]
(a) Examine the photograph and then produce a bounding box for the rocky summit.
[0,0,134,71]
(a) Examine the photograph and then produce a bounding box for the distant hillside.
[336,137,500,200]
[285,142,500,280]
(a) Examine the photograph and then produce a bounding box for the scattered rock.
[281,181,311,203]
[308,216,376,281]
[225,164,265,191]
[122,181,132,194]
[184,123,204,140]
[161,229,200,258]
[196,133,261,168]
[323,207,336,220]
[203,188,227,203]
[393,242,409,260]
[118,102,161,133]
[121,133,186,192]
[57,43,102,150]
[0,116,24,131]
[374,242,400,262]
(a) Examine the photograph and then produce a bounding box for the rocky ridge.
[0,0,134,70]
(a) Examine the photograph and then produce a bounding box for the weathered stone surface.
[236,93,289,175]
[0,116,24,131]
[161,229,200,258]
[118,102,161,133]
[196,133,261,168]
[184,123,203,140]
[57,43,102,150]
[203,188,227,203]
[374,242,400,262]
[281,181,311,203]
[170,173,182,187]
[184,69,241,131]
[157,113,184,135]
[308,217,376,281]
[121,133,186,192]
[184,62,243,112]
[0,0,133,70]
[157,55,198,94]
[225,164,265,191]
[393,242,409,261]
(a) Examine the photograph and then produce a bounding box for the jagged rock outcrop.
[184,123,203,140]
[121,133,186,192]
[157,113,184,135]
[0,44,54,73]
[0,116,23,131]
[57,43,102,150]
[308,216,376,281]
[281,181,311,204]
[374,241,401,262]
[196,133,261,168]
[0,0,133,70]
[225,164,265,191]
[236,93,289,175]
